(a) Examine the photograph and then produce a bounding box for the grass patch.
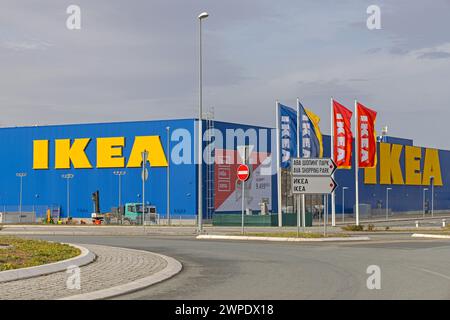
[244,232,349,238]
[0,236,80,271]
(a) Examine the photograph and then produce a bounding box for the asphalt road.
[29,233,450,300]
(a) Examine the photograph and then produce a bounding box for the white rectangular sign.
[292,176,337,194]
[291,158,336,176]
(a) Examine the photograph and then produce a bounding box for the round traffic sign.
[237,164,250,182]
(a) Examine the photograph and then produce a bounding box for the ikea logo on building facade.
[364,143,443,186]
[33,136,168,169]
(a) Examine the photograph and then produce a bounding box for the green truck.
[123,203,157,225]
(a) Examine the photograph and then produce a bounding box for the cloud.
[1,40,53,51]
[0,0,449,150]
[418,51,450,60]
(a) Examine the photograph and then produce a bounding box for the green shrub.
[366,224,375,231]
[341,225,364,232]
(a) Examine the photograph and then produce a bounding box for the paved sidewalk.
[0,244,168,300]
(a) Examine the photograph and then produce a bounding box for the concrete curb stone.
[196,234,370,242]
[412,233,450,239]
[59,248,182,300]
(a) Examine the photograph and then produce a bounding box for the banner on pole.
[357,102,377,168]
[332,100,353,169]
[279,104,298,168]
[299,102,323,159]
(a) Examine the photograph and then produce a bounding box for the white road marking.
[409,266,450,281]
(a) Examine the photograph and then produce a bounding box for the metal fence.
[0,205,60,224]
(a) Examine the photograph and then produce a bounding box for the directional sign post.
[291,158,337,195]
[291,158,336,177]
[292,176,337,194]
[237,164,250,235]
[291,158,338,235]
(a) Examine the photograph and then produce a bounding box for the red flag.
[357,102,377,168]
[333,100,353,169]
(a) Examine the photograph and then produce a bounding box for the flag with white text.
[279,104,297,168]
[333,100,353,169]
[357,102,377,168]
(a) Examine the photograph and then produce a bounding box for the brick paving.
[0,244,167,300]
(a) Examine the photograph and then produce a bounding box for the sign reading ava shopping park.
[291,158,338,194]
[291,158,337,176]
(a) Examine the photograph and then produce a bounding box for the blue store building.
[0,118,447,221]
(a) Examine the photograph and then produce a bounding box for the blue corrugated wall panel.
[0,119,197,219]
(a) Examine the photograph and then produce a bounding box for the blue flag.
[279,104,298,168]
[298,102,323,159]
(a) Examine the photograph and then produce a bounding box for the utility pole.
[430,176,435,217]
[16,172,27,214]
[386,187,392,221]
[61,174,75,219]
[423,188,428,219]
[197,11,209,234]
[141,150,149,226]
[113,171,126,212]
[166,126,171,225]
[342,187,349,223]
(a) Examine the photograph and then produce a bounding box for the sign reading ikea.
[364,143,443,186]
[33,136,168,169]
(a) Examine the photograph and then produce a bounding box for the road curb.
[196,234,370,242]
[59,249,182,300]
[412,233,450,239]
[0,243,95,283]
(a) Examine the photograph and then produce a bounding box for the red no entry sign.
[237,164,250,182]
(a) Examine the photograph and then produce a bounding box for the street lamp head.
[198,12,209,20]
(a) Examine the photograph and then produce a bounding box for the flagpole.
[354,99,360,226]
[331,97,336,227]
[296,98,300,235]
[276,100,282,227]
[296,98,305,232]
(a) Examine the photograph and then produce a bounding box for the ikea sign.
[364,143,443,186]
[33,136,168,169]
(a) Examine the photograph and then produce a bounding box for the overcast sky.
[1,0,450,149]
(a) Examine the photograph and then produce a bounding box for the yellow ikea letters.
[126,136,168,168]
[33,140,49,169]
[97,137,125,168]
[33,136,168,169]
[364,143,443,186]
[379,143,404,185]
[55,138,92,169]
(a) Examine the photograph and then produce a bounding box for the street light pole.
[430,176,434,217]
[423,188,428,219]
[166,126,171,225]
[61,174,74,219]
[142,150,149,226]
[386,187,392,221]
[342,187,348,223]
[197,11,209,234]
[16,172,27,214]
[113,171,126,210]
